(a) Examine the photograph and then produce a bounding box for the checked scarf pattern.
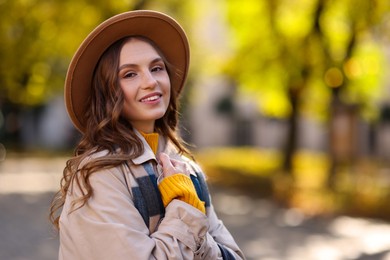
[125,159,211,233]
[124,159,235,259]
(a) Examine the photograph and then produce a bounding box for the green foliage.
[196,147,281,176]
[2,1,82,104]
[342,40,386,119]
[223,0,390,121]
[1,0,388,119]
[0,0,194,107]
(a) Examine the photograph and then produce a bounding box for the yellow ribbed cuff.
[158,174,206,214]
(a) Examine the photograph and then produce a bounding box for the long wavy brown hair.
[50,36,190,229]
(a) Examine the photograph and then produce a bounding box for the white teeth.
[141,95,160,102]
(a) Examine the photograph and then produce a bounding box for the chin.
[146,111,166,121]
[154,113,167,120]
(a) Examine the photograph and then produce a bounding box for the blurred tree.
[0,0,164,147]
[318,0,388,185]
[0,0,140,107]
[223,0,389,177]
[0,0,198,148]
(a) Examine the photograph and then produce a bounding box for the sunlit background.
[1,0,390,259]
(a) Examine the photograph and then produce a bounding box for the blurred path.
[1,157,390,260]
[210,185,390,260]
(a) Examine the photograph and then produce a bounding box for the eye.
[123,72,136,78]
[151,66,164,72]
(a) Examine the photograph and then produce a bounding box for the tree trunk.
[328,90,359,188]
[282,88,299,174]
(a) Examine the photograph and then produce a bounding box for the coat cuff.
[157,200,209,251]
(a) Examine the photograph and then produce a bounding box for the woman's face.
[118,38,171,133]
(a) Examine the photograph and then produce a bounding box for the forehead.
[119,38,161,64]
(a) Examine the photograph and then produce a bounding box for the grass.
[195,147,281,196]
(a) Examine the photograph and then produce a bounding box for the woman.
[50,10,245,259]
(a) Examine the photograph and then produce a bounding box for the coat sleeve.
[204,203,246,259]
[185,159,246,260]
[59,167,210,260]
[190,170,246,260]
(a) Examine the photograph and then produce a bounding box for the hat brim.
[65,10,190,133]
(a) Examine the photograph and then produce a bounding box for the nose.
[141,70,158,89]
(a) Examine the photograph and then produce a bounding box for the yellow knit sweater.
[140,132,159,154]
[140,132,205,214]
[159,174,205,214]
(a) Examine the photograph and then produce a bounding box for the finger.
[159,153,172,168]
[170,158,184,168]
[170,159,190,176]
[158,153,176,177]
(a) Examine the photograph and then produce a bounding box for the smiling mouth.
[140,94,161,102]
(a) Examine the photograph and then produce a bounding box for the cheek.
[120,87,137,116]
[121,84,136,102]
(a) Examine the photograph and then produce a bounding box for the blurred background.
[1,0,390,259]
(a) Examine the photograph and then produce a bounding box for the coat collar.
[131,129,157,165]
[132,129,180,165]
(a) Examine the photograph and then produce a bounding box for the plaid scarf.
[125,159,235,259]
[125,159,211,233]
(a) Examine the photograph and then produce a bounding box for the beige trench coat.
[58,134,245,260]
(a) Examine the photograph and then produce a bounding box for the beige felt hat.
[64,10,190,133]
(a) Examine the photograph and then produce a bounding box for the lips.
[139,93,162,103]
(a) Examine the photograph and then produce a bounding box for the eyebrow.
[118,57,164,71]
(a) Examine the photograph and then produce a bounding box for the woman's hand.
[157,153,206,214]
[158,153,190,178]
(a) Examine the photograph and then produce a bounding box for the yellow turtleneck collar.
[140,132,159,155]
